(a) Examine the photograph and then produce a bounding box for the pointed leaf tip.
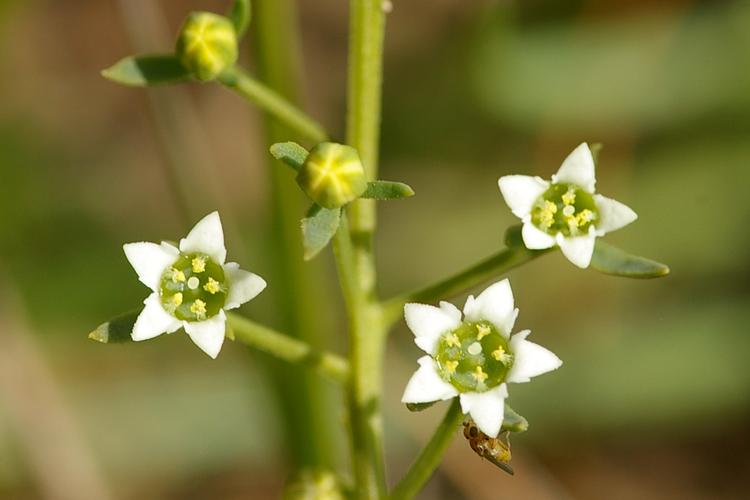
[502,405,529,433]
[591,240,670,279]
[102,55,192,87]
[88,310,140,344]
[270,142,309,172]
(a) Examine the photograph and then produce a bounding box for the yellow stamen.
[171,268,186,283]
[562,189,576,205]
[171,293,183,307]
[444,333,460,348]
[476,324,491,340]
[191,256,206,273]
[443,360,458,374]
[492,346,505,361]
[538,200,557,229]
[576,209,594,226]
[203,277,221,294]
[190,299,207,319]
[472,366,488,383]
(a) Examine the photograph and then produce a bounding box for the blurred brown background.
[0,0,749,499]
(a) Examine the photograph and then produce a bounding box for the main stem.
[252,0,335,468]
[344,0,388,498]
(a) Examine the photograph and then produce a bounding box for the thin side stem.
[227,313,349,383]
[382,246,553,327]
[389,400,464,500]
[342,0,388,498]
[218,66,328,144]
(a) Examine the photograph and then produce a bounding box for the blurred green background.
[0,0,748,499]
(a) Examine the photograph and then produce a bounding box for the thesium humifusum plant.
[93,1,670,498]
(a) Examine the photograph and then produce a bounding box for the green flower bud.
[283,469,345,500]
[296,142,367,209]
[176,12,238,82]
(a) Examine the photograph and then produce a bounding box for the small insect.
[463,419,514,475]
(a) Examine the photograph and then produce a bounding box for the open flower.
[498,143,637,268]
[123,212,266,358]
[401,279,562,437]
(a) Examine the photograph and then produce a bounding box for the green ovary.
[159,252,227,322]
[435,321,513,393]
[531,183,599,237]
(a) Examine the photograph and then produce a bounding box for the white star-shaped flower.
[123,211,266,358]
[498,143,638,268]
[401,279,562,437]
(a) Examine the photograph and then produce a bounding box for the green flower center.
[531,183,599,237]
[435,321,513,393]
[159,252,227,322]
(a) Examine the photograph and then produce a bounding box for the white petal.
[556,228,597,269]
[401,356,459,403]
[552,143,596,193]
[184,310,226,359]
[123,242,179,291]
[132,293,181,341]
[223,262,267,310]
[462,280,516,336]
[179,211,227,265]
[498,175,549,219]
[404,303,461,355]
[594,194,638,236]
[506,330,562,383]
[459,384,508,438]
[439,301,462,323]
[522,222,556,250]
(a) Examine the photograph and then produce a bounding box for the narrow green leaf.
[361,180,415,200]
[228,0,252,37]
[101,55,191,87]
[504,224,524,248]
[591,240,670,278]
[405,401,437,412]
[301,205,341,260]
[502,405,528,433]
[88,310,139,344]
[270,141,309,172]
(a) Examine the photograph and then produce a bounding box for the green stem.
[251,0,334,469]
[341,1,388,498]
[382,246,553,328]
[218,66,328,144]
[389,400,463,500]
[227,313,349,383]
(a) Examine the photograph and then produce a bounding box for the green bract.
[296,142,368,209]
[434,321,513,393]
[176,12,238,82]
[531,182,599,237]
[159,252,228,321]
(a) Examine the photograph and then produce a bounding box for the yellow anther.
[576,209,594,226]
[492,346,505,361]
[171,268,186,283]
[171,293,183,307]
[191,256,206,273]
[543,200,558,214]
[538,200,558,229]
[443,360,459,374]
[476,324,491,340]
[472,366,489,383]
[190,299,207,319]
[444,333,460,348]
[562,189,576,205]
[203,277,221,294]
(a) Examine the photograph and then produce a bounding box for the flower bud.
[296,142,367,209]
[283,469,345,500]
[175,12,238,82]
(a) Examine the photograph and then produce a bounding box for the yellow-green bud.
[175,12,238,82]
[296,142,367,209]
[283,469,345,500]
